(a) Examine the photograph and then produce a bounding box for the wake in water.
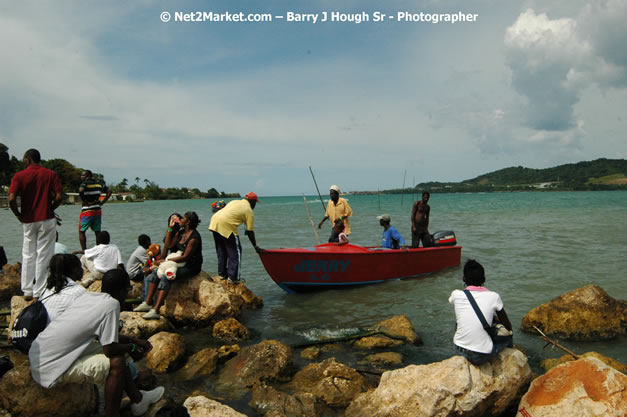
[295,326,364,341]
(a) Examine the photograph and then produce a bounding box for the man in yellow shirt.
[209,192,262,282]
[318,185,353,243]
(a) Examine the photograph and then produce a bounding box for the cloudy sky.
[1,0,625,196]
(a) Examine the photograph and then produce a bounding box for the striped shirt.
[79,178,107,210]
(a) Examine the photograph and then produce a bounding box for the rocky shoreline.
[1,264,625,416]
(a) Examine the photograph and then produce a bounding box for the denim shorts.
[147,266,197,292]
[455,337,513,366]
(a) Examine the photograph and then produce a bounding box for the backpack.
[11,300,50,353]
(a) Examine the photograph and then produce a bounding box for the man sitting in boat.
[377,214,406,249]
[318,184,353,242]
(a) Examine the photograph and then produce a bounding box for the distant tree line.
[0,143,239,200]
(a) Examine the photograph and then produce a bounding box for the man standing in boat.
[411,191,432,248]
[318,185,353,242]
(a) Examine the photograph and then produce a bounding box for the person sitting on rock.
[40,254,87,322]
[448,259,513,365]
[126,234,151,282]
[80,231,125,288]
[134,211,203,320]
[29,269,164,417]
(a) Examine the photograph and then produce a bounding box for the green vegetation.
[0,144,239,201]
[365,158,627,194]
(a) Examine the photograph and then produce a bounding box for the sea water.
[2,191,626,371]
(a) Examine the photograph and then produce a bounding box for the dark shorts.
[411,227,432,248]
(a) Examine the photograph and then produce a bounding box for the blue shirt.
[382,225,405,249]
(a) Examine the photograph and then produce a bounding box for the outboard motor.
[431,230,456,246]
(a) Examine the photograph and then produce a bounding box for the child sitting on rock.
[449,259,513,365]
[125,234,151,282]
[80,231,124,288]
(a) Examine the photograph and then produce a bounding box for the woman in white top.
[41,254,87,322]
[449,259,513,365]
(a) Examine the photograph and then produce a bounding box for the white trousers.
[21,218,56,297]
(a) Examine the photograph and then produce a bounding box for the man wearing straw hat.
[318,185,353,243]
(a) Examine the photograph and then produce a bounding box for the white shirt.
[84,244,123,273]
[54,242,70,254]
[29,292,120,388]
[40,278,87,323]
[449,288,504,354]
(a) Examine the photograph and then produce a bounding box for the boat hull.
[259,243,461,293]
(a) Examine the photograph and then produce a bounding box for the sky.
[1,0,625,196]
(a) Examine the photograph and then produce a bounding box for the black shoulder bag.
[11,286,66,353]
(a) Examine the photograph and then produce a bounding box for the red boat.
[259,231,461,293]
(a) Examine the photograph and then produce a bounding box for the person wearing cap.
[208,192,263,282]
[318,185,353,242]
[378,214,406,249]
[211,200,226,213]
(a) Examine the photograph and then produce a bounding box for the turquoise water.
[2,191,626,371]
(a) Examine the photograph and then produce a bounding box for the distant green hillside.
[369,159,627,194]
[462,159,627,186]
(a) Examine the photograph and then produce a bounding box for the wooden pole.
[309,166,326,213]
[303,195,321,244]
[400,169,407,207]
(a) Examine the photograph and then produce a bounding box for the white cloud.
[0,1,625,194]
[504,3,627,133]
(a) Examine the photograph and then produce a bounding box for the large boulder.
[345,349,533,417]
[146,331,186,373]
[353,335,403,349]
[359,352,403,367]
[521,285,626,341]
[184,395,247,417]
[160,272,262,326]
[301,347,321,361]
[217,340,293,397]
[283,357,371,408]
[219,277,264,309]
[250,383,329,417]
[353,314,421,349]
[541,351,627,374]
[516,357,626,417]
[177,347,219,381]
[2,263,21,276]
[0,264,21,301]
[119,311,175,339]
[371,315,421,345]
[212,317,250,342]
[0,351,97,417]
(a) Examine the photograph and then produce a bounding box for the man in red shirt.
[9,149,63,300]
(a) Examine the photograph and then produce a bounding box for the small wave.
[296,327,364,341]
